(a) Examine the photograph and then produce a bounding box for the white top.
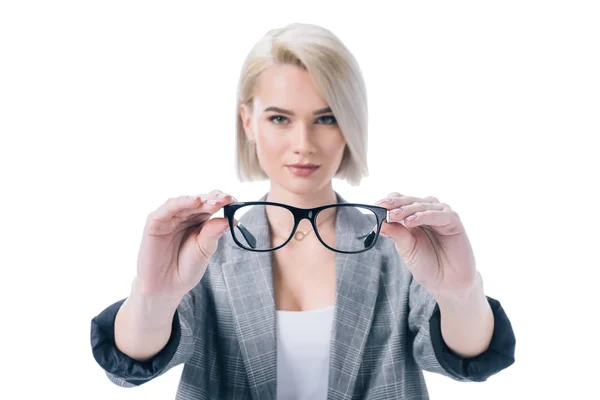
[276,305,335,400]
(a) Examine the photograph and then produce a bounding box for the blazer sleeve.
[90,289,197,387]
[408,275,516,382]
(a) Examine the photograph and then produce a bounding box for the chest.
[271,237,336,311]
[198,244,413,399]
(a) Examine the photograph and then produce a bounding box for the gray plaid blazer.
[91,193,515,399]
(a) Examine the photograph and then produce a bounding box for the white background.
[1,1,598,399]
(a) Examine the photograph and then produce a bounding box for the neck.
[266,181,338,209]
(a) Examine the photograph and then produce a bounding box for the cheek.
[257,132,284,153]
[257,140,284,160]
[255,120,278,142]
[254,124,286,162]
[322,132,346,155]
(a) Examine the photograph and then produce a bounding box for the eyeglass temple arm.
[354,230,377,248]
[356,210,403,248]
[235,224,257,249]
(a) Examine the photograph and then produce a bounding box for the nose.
[292,122,316,155]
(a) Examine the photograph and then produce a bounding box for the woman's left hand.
[376,192,478,298]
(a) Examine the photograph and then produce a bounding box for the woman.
[91,22,515,399]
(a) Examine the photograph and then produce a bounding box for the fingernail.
[392,208,403,214]
[218,193,227,198]
[206,199,218,205]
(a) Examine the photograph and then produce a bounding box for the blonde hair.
[235,22,368,186]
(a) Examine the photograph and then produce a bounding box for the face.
[239,64,346,196]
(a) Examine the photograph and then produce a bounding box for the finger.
[202,189,239,205]
[376,195,422,209]
[379,220,417,260]
[376,195,442,209]
[385,192,440,203]
[150,195,207,222]
[149,189,236,222]
[206,189,239,203]
[195,217,231,260]
[401,209,457,227]
[424,196,440,203]
[176,192,237,219]
[386,203,446,223]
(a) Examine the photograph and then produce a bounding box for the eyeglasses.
[223,201,389,254]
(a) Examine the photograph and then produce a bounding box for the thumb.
[196,217,230,259]
[380,221,416,260]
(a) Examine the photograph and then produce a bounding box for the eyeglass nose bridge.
[292,208,316,222]
[290,207,333,232]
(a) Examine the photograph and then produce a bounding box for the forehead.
[253,64,329,111]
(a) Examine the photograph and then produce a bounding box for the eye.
[316,115,337,125]
[268,115,288,124]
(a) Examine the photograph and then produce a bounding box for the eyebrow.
[263,106,332,116]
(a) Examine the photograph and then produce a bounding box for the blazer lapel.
[221,200,277,400]
[328,195,382,399]
[219,192,381,400]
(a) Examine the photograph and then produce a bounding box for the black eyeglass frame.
[223,201,390,254]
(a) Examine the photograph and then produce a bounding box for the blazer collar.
[220,192,382,400]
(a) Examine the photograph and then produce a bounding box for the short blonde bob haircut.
[235,22,369,186]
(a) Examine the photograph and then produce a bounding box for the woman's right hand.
[134,189,236,300]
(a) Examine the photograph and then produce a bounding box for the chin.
[271,173,332,197]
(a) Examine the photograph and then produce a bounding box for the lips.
[285,163,320,177]
[285,163,320,168]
